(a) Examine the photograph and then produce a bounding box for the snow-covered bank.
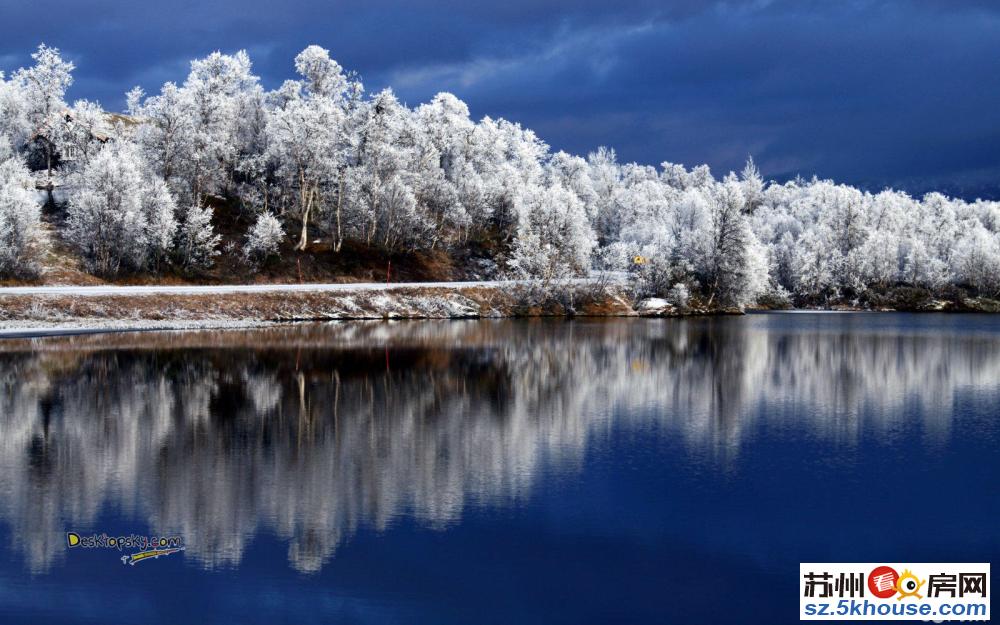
[0,320,278,339]
[0,283,651,336]
[6,281,988,339]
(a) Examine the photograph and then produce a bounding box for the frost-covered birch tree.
[0,142,43,277]
[13,44,74,179]
[266,45,353,250]
[66,143,178,276]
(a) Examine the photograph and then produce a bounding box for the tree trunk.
[296,186,315,251]
[334,169,344,252]
[296,206,310,251]
[366,196,378,246]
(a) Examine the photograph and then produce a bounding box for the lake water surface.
[0,314,998,624]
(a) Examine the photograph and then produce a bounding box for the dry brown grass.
[0,281,644,328]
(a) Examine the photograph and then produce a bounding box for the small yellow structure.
[632,255,646,265]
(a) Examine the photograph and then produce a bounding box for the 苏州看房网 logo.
[800,563,989,620]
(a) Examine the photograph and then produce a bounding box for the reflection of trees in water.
[1,318,998,573]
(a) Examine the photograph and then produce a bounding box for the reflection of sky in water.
[0,315,998,624]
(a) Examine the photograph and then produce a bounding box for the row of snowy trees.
[125,45,561,264]
[751,181,1000,301]
[2,44,1000,307]
[584,155,1000,306]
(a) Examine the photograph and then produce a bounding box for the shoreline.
[1,282,997,339]
[0,283,634,338]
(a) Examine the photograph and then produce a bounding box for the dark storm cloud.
[2,0,998,195]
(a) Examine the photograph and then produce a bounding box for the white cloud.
[387,20,656,96]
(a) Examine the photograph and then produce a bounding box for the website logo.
[800,562,989,620]
[66,532,185,566]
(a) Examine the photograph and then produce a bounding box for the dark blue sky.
[2,0,999,196]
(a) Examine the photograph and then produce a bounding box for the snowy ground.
[0,276,634,338]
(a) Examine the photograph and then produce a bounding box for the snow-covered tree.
[293,45,350,100]
[128,82,193,186]
[266,46,355,250]
[0,142,43,276]
[740,156,765,215]
[508,183,595,280]
[901,238,948,289]
[54,99,107,169]
[699,176,766,307]
[587,147,621,245]
[0,72,31,151]
[66,143,178,276]
[243,211,284,264]
[790,230,835,299]
[668,283,690,309]
[128,50,264,205]
[175,203,220,270]
[343,89,439,251]
[952,225,1000,297]
[13,44,74,177]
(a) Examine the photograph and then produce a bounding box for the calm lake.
[0,314,998,624]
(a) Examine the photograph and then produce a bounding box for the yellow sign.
[633,256,646,265]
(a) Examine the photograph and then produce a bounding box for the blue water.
[0,314,997,624]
